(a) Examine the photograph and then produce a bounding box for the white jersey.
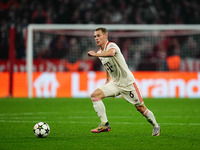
[97,41,135,87]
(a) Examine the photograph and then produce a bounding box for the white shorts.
[98,81,144,105]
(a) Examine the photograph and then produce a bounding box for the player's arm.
[88,48,116,57]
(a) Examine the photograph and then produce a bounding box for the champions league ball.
[33,122,50,138]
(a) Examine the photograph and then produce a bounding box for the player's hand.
[88,51,96,57]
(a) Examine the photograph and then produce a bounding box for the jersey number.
[129,91,134,98]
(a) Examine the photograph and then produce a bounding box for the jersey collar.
[101,41,109,51]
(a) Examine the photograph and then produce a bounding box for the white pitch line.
[0,112,55,116]
[0,117,47,119]
[0,120,39,123]
[0,113,199,119]
[68,116,200,119]
[0,120,200,126]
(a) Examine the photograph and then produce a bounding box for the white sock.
[92,99,108,124]
[143,109,159,127]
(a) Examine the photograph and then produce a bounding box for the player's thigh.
[121,82,144,105]
[98,82,120,98]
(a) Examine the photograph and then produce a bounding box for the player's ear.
[105,33,108,39]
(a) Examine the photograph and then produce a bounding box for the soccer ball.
[33,122,50,138]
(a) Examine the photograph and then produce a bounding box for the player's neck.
[100,40,109,50]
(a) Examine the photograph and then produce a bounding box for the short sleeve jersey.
[97,41,135,87]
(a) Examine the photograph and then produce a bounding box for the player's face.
[94,30,107,47]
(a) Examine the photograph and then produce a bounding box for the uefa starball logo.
[33,72,59,98]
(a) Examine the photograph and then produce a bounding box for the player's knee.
[136,106,142,112]
[90,91,101,100]
[90,89,104,100]
[90,92,96,98]
[136,105,146,114]
[90,92,102,102]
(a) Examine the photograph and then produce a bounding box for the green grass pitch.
[0,97,200,150]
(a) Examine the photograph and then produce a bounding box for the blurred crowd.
[1,0,200,25]
[1,0,200,71]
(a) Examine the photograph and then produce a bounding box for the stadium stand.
[1,0,200,71]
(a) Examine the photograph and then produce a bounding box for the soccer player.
[87,27,161,136]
